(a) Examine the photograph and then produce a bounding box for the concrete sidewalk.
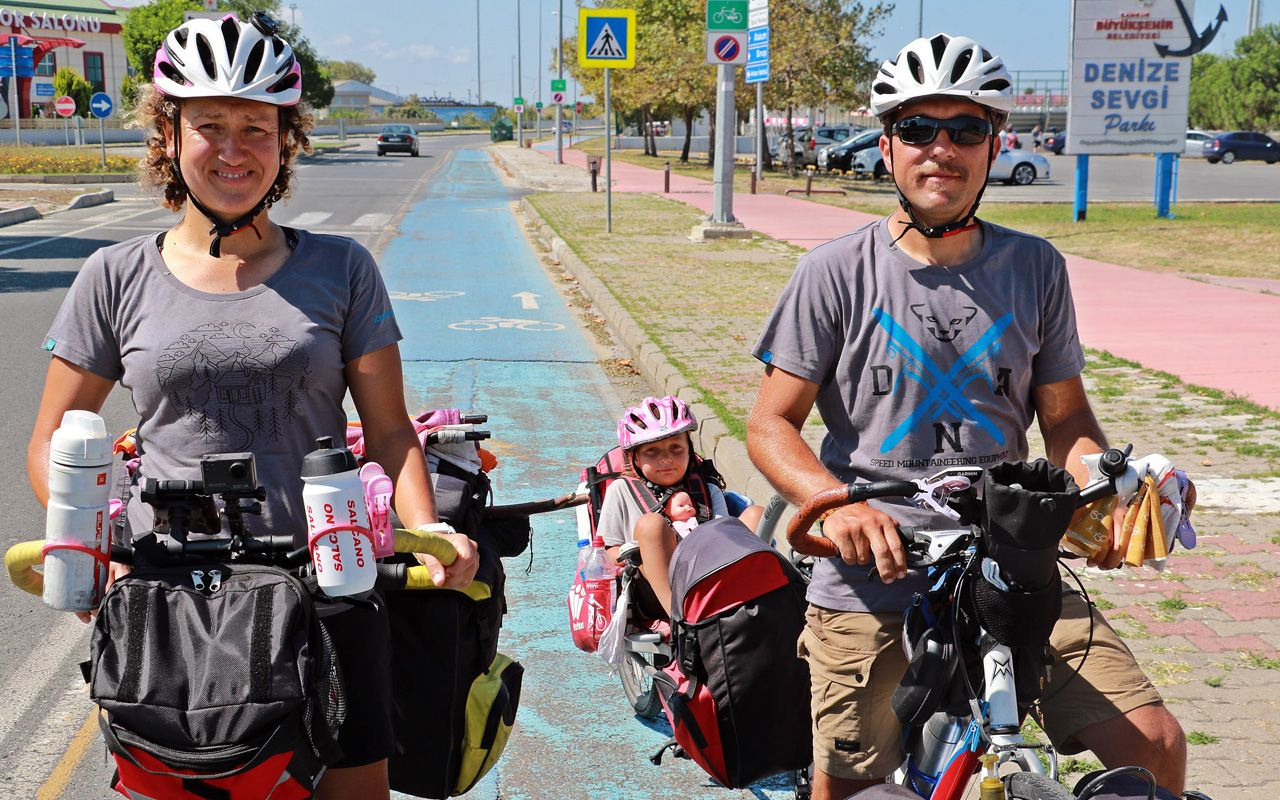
[533,142,1280,412]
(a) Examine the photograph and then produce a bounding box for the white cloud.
[445,47,471,64]
[332,34,353,47]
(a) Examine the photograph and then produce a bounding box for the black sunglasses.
[893,115,992,146]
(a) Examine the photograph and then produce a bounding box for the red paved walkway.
[546,147,1280,410]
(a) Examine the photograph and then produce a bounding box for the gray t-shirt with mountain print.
[44,230,401,543]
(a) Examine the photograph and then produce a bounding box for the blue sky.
[116,1,1273,105]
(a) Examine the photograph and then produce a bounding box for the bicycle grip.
[5,540,44,596]
[393,527,458,566]
[375,561,491,600]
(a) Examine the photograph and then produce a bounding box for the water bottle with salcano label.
[301,436,376,597]
[43,410,113,612]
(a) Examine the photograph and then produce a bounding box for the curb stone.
[67,188,113,210]
[518,195,781,517]
[0,205,39,226]
[0,173,132,184]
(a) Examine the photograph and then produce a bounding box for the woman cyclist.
[25,13,477,797]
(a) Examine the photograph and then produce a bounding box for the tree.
[53,67,93,118]
[1189,25,1280,131]
[764,0,891,174]
[121,0,202,78]
[324,59,376,85]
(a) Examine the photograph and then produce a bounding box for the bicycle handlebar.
[785,450,1135,558]
[5,525,475,602]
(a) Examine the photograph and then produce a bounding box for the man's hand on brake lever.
[820,502,907,583]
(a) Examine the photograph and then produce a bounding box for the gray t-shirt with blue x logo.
[753,217,1084,612]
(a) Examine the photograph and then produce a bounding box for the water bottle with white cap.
[301,436,376,597]
[43,410,114,612]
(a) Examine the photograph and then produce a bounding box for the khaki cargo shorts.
[798,591,1163,780]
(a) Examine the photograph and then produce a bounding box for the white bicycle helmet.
[617,396,697,450]
[869,33,1012,120]
[153,12,302,106]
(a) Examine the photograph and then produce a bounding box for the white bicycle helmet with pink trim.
[869,33,1012,120]
[153,12,302,106]
[617,395,697,450]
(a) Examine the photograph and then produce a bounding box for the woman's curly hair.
[131,84,314,212]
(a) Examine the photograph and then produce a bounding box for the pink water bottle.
[301,437,376,597]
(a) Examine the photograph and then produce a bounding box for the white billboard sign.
[1067,0,1206,155]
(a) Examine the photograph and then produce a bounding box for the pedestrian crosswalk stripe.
[354,213,391,229]
[284,211,332,227]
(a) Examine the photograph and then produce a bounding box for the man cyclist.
[746,33,1187,800]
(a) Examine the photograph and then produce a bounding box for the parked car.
[1041,129,1066,155]
[377,124,419,157]
[853,145,1050,186]
[990,147,1051,185]
[1203,131,1280,164]
[1183,129,1211,156]
[850,147,891,181]
[801,124,860,165]
[769,127,810,164]
[817,129,881,172]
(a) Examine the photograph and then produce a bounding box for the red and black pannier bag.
[88,563,344,800]
[652,517,812,788]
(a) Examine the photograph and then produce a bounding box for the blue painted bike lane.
[378,147,792,800]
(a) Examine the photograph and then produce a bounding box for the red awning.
[30,37,86,57]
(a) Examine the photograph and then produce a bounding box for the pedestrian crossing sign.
[579,8,635,69]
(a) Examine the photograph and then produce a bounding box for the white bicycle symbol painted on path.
[448,317,565,331]
[389,291,465,302]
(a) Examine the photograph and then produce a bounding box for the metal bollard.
[750,170,757,194]
[805,172,813,196]
[589,158,599,192]
[664,161,670,193]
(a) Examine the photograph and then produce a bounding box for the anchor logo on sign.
[1154,0,1227,58]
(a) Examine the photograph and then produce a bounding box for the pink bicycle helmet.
[617,395,697,450]
[153,12,302,106]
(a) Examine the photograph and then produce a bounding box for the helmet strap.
[886,114,996,243]
[169,106,282,257]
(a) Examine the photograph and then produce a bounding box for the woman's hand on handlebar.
[414,530,479,589]
[821,503,908,583]
[74,561,131,624]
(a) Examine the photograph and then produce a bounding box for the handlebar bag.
[89,563,344,800]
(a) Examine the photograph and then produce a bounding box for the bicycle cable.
[1034,557,1096,706]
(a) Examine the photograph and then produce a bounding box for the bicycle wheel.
[619,651,663,719]
[1004,772,1074,800]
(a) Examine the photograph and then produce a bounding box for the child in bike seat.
[598,395,762,616]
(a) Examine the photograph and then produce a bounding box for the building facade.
[0,0,126,119]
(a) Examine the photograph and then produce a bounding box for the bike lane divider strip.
[383,146,791,799]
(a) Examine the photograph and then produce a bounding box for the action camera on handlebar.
[199,452,259,494]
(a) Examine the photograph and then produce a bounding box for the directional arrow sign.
[513,291,540,310]
[89,92,113,119]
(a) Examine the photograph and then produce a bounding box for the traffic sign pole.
[605,67,612,233]
[10,37,19,146]
[556,0,564,164]
[712,64,736,224]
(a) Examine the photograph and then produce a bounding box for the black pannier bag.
[652,517,812,788]
[387,471,524,798]
[90,562,344,800]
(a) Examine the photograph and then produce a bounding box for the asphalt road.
[0,135,795,799]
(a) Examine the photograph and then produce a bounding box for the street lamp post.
[536,0,543,139]
[476,0,482,104]
[516,0,523,147]
[555,0,564,163]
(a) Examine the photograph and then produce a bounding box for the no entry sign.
[54,94,76,117]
